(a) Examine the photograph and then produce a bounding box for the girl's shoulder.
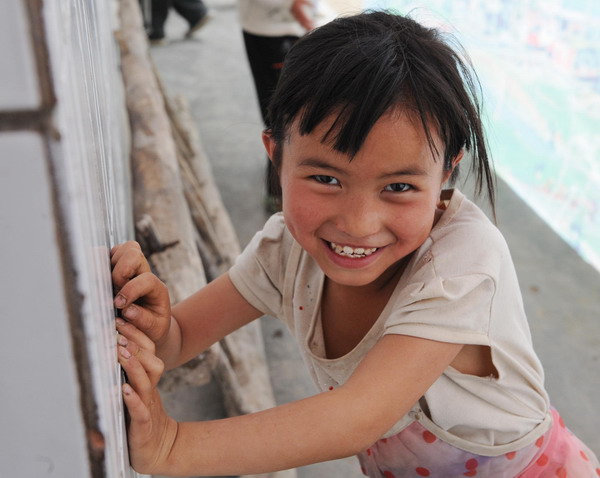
[257,212,286,239]
[229,213,299,318]
[427,189,512,278]
[232,212,299,287]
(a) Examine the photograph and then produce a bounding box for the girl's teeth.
[329,242,378,257]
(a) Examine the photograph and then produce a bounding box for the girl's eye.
[312,175,340,186]
[384,183,412,192]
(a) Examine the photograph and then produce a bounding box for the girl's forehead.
[283,110,444,171]
[288,108,441,153]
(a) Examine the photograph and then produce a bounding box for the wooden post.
[117,0,294,476]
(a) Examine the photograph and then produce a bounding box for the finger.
[122,384,171,475]
[110,240,142,262]
[110,241,145,268]
[111,246,151,290]
[117,334,164,386]
[115,295,170,346]
[114,271,169,313]
[116,306,161,353]
[122,383,153,444]
[116,318,156,354]
[118,345,153,403]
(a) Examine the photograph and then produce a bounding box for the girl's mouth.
[328,241,379,258]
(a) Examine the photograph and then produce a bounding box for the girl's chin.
[324,272,383,288]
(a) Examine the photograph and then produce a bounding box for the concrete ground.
[149,1,600,476]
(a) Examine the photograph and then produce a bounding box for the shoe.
[185,12,212,38]
[148,32,166,46]
[149,37,167,46]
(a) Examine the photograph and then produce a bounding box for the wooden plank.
[117,2,292,476]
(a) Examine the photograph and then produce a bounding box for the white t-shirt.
[237,0,335,37]
[229,189,552,454]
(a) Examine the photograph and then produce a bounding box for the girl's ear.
[262,131,276,163]
[442,149,465,184]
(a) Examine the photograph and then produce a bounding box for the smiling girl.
[111,11,599,477]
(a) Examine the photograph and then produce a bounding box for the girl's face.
[263,109,461,290]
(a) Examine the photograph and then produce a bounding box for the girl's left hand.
[116,319,178,475]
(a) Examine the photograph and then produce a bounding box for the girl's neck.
[321,255,410,359]
[336,253,411,295]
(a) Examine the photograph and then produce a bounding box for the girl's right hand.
[116,319,178,475]
[111,241,171,347]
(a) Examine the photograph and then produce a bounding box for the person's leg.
[172,0,208,27]
[242,31,298,125]
[149,0,172,40]
[242,31,298,204]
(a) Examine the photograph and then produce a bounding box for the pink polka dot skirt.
[357,409,599,477]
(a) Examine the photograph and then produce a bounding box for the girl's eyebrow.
[299,158,429,178]
[379,166,430,179]
[298,158,345,174]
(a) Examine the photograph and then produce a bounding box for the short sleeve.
[384,261,495,346]
[228,213,290,318]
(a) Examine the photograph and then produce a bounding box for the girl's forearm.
[158,313,220,370]
[141,335,459,477]
[159,389,380,476]
[164,273,264,369]
[156,335,462,475]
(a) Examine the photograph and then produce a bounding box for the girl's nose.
[334,195,382,241]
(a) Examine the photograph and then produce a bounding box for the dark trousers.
[243,31,299,196]
[150,0,207,38]
[242,31,299,123]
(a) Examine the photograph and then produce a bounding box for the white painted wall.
[1,1,137,476]
[0,131,92,478]
[0,2,40,109]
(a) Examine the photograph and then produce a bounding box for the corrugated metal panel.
[1,0,137,476]
[43,0,137,476]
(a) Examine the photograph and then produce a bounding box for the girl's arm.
[111,241,263,370]
[168,273,263,368]
[121,330,463,476]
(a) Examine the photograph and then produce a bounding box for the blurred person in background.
[238,0,334,211]
[148,0,212,44]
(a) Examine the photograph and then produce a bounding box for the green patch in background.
[365,0,600,272]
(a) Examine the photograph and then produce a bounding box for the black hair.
[266,10,495,212]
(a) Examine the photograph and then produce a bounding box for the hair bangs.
[292,34,407,157]
[266,11,495,211]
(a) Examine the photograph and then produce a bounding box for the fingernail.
[115,317,126,326]
[119,346,131,359]
[114,295,126,308]
[123,305,137,319]
[123,383,132,395]
[117,334,128,346]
